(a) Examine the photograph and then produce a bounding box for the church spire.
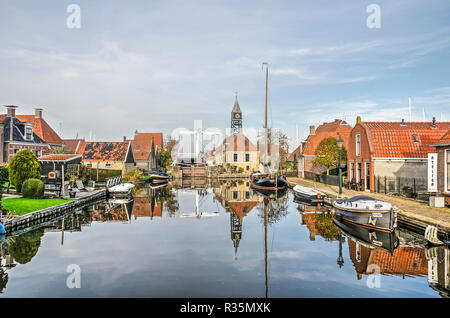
[232,91,241,113]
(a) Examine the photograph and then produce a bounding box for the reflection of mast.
[230,212,242,260]
[264,198,268,298]
[337,233,344,268]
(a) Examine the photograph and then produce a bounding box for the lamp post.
[337,136,344,197]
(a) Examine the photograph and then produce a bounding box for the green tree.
[8,228,45,264]
[314,137,347,175]
[8,150,41,192]
[314,213,340,241]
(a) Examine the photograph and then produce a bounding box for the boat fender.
[0,223,6,234]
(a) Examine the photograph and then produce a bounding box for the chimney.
[309,125,315,136]
[34,108,43,119]
[0,123,4,162]
[356,116,362,125]
[123,136,127,142]
[400,118,406,126]
[431,117,436,129]
[4,105,18,117]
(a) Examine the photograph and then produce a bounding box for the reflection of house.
[214,181,260,258]
[428,246,450,298]
[76,141,135,174]
[126,131,163,172]
[132,196,162,219]
[347,239,428,280]
[91,201,134,222]
[430,130,450,206]
[0,106,50,162]
[347,117,450,192]
[289,119,352,177]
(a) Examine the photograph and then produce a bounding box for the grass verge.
[2,197,74,216]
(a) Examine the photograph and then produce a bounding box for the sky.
[0,0,450,149]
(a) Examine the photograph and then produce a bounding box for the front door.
[365,162,371,191]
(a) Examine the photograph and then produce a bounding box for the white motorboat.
[293,185,326,203]
[108,183,135,197]
[333,195,397,232]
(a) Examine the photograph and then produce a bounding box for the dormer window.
[25,127,33,140]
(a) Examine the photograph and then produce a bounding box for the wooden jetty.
[2,189,107,234]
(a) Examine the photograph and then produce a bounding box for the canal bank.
[287,177,450,235]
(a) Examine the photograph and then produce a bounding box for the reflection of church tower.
[231,93,242,136]
[230,212,242,260]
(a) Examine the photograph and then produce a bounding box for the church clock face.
[234,113,241,119]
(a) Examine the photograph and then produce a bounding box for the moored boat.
[250,173,287,191]
[150,172,169,183]
[293,185,326,204]
[332,195,397,232]
[108,182,135,197]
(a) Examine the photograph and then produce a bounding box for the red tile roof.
[63,139,84,152]
[362,122,450,158]
[432,129,450,146]
[128,132,163,161]
[38,154,81,162]
[76,141,131,161]
[0,113,63,145]
[288,120,352,161]
[132,197,162,217]
[215,134,257,153]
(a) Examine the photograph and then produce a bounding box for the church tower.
[231,94,242,135]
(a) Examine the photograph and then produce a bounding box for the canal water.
[0,180,448,298]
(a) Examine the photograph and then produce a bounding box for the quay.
[287,177,450,237]
[1,189,107,234]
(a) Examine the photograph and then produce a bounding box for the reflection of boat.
[252,186,287,199]
[150,172,169,183]
[149,183,168,190]
[333,218,399,254]
[108,183,135,197]
[293,185,326,204]
[333,195,397,232]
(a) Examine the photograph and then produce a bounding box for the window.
[246,165,249,171]
[350,163,354,181]
[245,153,250,162]
[233,153,238,162]
[232,191,239,199]
[14,149,19,154]
[244,139,248,146]
[356,134,361,156]
[447,150,450,192]
[245,191,250,199]
[105,163,111,167]
[136,146,140,151]
[35,150,41,157]
[25,127,33,140]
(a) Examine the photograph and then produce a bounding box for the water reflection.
[0,180,448,297]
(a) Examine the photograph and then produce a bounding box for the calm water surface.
[0,180,448,297]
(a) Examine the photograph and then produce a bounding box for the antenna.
[408,97,412,122]
[422,107,425,122]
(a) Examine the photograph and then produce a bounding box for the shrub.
[21,178,45,199]
[123,169,143,184]
[238,167,244,173]
[9,150,41,192]
[0,164,8,181]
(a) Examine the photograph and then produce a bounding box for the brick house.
[288,119,352,177]
[0,105,50,162]
[76,141,135,175]
[347,116,450,192]
[125,131,163,172]
[430,130,450,206]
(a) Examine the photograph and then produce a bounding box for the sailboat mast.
[265,65,268,129]
[264,200,268,298]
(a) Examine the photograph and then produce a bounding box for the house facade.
[431,130,450,206]
[0,106,49,162]
[347,117,450,192]
[76,141,135,174]
[214,134,259,173]
[126,131,163,172]
[288,119,352,177]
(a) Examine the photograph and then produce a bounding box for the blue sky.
[0,0,449,148]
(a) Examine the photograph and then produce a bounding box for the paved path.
[287,177,450,231]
